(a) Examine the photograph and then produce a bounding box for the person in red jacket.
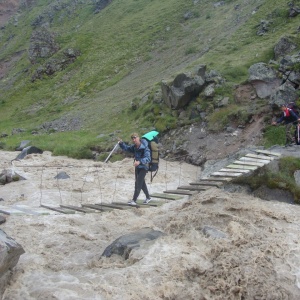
[272,104,300,146]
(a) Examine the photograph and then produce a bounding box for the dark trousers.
[132,168,150,201]
[285,122,295,144]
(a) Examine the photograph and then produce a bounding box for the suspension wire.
[96,165,103,206]
[80,166,91,205]
[56,168,63,206]
[69,168,75,206]
[39,166,44,207]
[164,159,168,202]
[178,161,182,187]
[112,165,121,203]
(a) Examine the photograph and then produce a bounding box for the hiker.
[272,103,300,146]
[118,133,152,205]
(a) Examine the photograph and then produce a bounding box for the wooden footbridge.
[0,149,281,216]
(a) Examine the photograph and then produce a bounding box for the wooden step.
[163,190,196,196]
[113,201,157,208]
[178,185,210,191]
[239,157,271,164]
[255,149,281,157]
[189,181,223,187]
[211,172,243,177]
[201,177,232,182]
[41,205,76,214]
[245,153,274,161]
[0,205,30,215]
[136,199,163,206]
[60,205,98,213]
[11,205,53,215]
[219,168,250,173]
[93,203,132,210]
[226,164,258,170]
[82,204,113,212]
[233,160,265,167]
[150,193,183,200]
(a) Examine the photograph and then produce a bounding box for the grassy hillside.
[0,0,299,158]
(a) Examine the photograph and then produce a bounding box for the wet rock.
[0,170,26,185]
[54,171,70,180]
[15,140,31,151]
[101,227,164,259]
[202,226,227,239]
[0,215,6,224]
[0,229,25,298]
[15,146,43,160]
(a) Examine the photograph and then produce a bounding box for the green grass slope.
[0,0,299,158]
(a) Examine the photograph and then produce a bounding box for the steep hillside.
[0,0,299,158]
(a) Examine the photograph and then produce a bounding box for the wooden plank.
[82,204,112,212]
[255,149,281,157]
[136,199,164,206]
[12,205,52,215]
[200,177,232,182]
[94,203,131,210]
[233,160,265,167]
[0,205,27,215]
[113,201,157,208]
[163,190,195,196]
[226,164,258,170]
[189,181,223,187]
[219,168,250,173]
[41,205,75,214]
[211,172,243,177]
[239,157,271,164]
[178,185,210,191]
[245,153,274,161]
[60,205,98,213]
[150,193,183,200]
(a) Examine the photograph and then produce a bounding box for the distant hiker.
[272,103,300,146]
[118,133,152,205]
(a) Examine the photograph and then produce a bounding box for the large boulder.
[274,36,297,60]
[0,229,25,299]
[161,69,206,109]
[269,83,298,107]
[101,227,164,259]
[28,28,59,64]
[248,63,281,98]
[279,54,300,89]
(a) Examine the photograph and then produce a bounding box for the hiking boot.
[143,198,152,204]
[127,200,137,206]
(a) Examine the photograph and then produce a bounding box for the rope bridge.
[0,149,281,216]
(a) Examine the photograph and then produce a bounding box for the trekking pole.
[104,143,119,163]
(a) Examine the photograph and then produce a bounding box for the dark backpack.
[141,131,159,182]
[287,102,299,116]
